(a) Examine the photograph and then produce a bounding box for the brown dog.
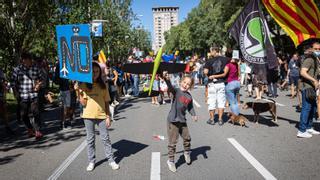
[228,112,248,127]
[242,99,277,124]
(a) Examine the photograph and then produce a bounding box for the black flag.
[229,0,278,80]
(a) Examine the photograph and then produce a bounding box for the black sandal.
[206,120,215,125]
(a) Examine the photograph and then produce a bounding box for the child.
[76,62,119,172]
[159,72,169,104]
[151,75,160,105]
[164,75,198,172]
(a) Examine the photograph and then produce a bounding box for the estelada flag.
[98,50,107,63]
[262,0,320,47]
[229,0,278,71]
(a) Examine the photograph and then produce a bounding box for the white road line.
[48,98,129,180]
[47,140,87,180]
[193,99,201,108]
[261,99,285,107]
[150,152,161,180]
[228,138,277,180]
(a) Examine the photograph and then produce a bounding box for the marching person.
[209,51,241,115]
[0,69,14,135]
[298,41,320,138]
[11,52,43,139]
[76,61,119,171]
[204,46,229,125]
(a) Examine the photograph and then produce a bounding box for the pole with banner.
[228,0,278,80]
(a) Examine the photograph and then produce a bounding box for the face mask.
[313,51,320,57]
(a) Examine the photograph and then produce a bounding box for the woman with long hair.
[76,61,119,172]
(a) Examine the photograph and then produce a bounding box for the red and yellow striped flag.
[262,0,320,47]
[98,50,107,63]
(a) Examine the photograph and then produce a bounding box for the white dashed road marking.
[228,138,277,180]
[150,152,161,180]
[48,99,129,180]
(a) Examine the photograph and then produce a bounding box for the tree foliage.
[164,0,250,56]
[0,0,152,73]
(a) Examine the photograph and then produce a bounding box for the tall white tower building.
[152,7,179,52]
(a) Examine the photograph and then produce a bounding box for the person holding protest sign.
[75,61,119,171]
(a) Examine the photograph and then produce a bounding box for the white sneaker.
[162,101,166,104]
[297,131,312,138]
[307,128,320,135]
[167,160,176,172]
[113,100,119,106]
[184,152,191,164]
[125,94,131,97]
[86,162,95,171]
[109,161,120,170]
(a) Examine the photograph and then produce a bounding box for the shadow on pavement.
[95,139,148,168]
[0,153,23,165]
[239,114,279,127]
[162,146,211,168]
[0,107,86,152]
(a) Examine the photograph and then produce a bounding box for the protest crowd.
[1,39,320,172]
[1,0,320,175]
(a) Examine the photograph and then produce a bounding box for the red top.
[226,62,239,83]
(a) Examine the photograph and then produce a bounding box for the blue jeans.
[225,81,241,115]
[299,89,316,132]
[132,75,140,96]
[124,80,131,95]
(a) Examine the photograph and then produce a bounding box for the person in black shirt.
[204,46,229,126]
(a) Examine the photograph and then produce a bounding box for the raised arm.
[164,75,176,95]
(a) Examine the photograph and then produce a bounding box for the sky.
[131,0,200,40]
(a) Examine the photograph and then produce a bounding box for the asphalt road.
[1,86,320,180]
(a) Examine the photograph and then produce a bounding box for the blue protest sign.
[56,24,92,83]
[92,22,103,37]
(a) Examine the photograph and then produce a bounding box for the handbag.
[305,87,316,102]
[305,57,318,102]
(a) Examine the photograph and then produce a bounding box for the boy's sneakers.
[184,152,191,165]
[167,160,176,172]
[307,128,320,135]
[297,131,312,138]
[86,162,95,171]
[109,161,120,170]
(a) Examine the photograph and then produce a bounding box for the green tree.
[0,0,152,73]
